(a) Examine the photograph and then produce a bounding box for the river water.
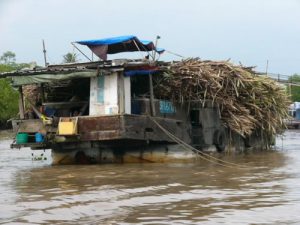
[0,130,300,224]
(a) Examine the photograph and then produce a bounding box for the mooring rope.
[149,117,249,169]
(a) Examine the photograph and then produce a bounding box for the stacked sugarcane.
[155,58,290,137]
[23,85,41,104]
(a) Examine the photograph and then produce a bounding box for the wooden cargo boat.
[0,36,273,164]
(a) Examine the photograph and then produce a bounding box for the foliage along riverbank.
[0,64,19,129]
[0,61,35,129]
[0,51,79,129]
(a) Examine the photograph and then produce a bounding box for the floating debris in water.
[31,152,47,161]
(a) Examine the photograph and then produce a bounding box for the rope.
[165,50,185,58]
[150,118,233,167]
[149,117,250,169]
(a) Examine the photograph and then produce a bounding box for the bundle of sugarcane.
[23,85,41,105]
[155,58,290,137]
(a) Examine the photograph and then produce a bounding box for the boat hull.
[51,143,200,164]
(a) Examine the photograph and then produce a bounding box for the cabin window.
[190,110,200,126]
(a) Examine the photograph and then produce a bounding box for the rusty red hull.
[76,115,190,144]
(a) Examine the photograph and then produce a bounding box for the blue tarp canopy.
[124,70,159,77]
[76,35,164,60]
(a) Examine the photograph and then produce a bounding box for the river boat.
[0,36,273,164]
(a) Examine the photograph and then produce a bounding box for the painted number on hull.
[160,100,176,114]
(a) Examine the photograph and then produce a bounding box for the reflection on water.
[0,131,300,224]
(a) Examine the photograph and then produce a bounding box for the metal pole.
[42,39,48,67]
[148,36,160,116]
[18,86,25,119]
[266,60,269,75]
[71,42,92,61]
[152,35,160,61]
[149,73,156,116]
[132,39,145,59]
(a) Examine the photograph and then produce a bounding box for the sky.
[0,0,299,75]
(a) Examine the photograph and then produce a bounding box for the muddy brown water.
[0,130,300,224]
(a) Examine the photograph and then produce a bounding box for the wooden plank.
[18,119,46,133]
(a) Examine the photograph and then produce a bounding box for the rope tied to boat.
[149,116,250,169]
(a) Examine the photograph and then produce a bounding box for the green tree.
[0,79,19,124]
[0,63,19,128]
[0,60,32,71]
[62,52,78,63]
[288,74,300,102]
[0,52,42,128]
[0,64,15,72]
[0,51,16,64]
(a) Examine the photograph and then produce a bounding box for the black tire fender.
[213,129,227,152]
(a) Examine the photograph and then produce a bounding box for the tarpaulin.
[11,71,97,86]
[76,35,164,60]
